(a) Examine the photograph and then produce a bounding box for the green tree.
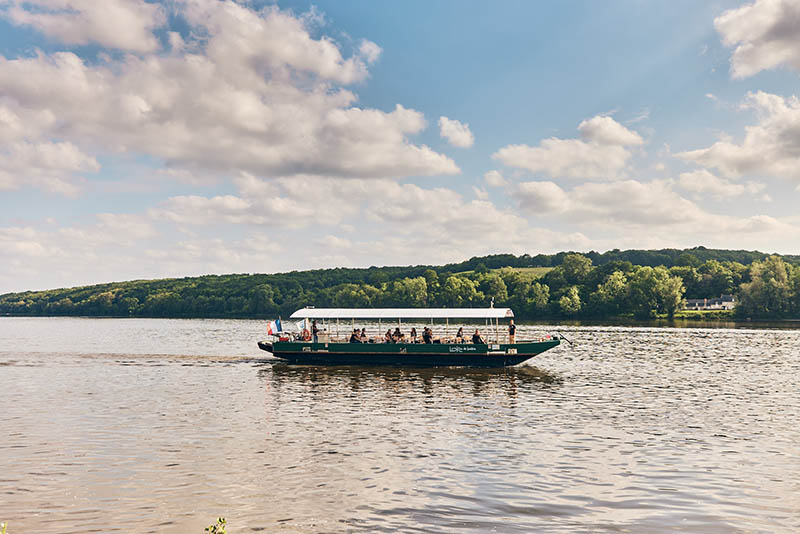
[388,277,428,307]
[676,252,701,267]
[626,266,685,319]
[561,254,593,285]
[589,270,627,316]
[737,256,792,318]
[659,274,685,318]
[423,269,440,304]
[440,276,479,307]
[558,286,582,316]
[696,259,737,297]
[477,273,508,306]
[332,284,381,307]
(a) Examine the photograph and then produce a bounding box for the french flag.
[266,319,282,335]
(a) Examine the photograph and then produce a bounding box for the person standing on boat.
[508,320,516,344]
[312,320,319,343]
[410,327,417,343]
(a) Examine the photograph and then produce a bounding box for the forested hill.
[2,247,799,320]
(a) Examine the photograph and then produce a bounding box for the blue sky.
[2,0,800,292]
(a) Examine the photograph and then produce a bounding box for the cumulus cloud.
[0,213,158,291]
[577,115,644,146]
[715,0,800,78]
[492,115,643,179]
[677,91,800,181]
[0,140,98,196]
[150,173,591,260]
[675,169,765,199]
[516,179,694,225]
[154,173,527,235]
[516,181,570,214]
[513,178,799,248]
[0,2,457,181]
[438,116,475,148]
[3,0,166,53]
[484,170,507,187]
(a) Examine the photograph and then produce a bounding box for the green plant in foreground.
[205,517,226,534]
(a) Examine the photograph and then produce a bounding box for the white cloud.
[513,178,800,249]
[516,179,694,225]
[0,2,458,181]
[715,0,800,79]
[492,115,642,179]
[0,140,98,196]
[678,91,800,181]
[484,170,507,187]
[675,169,765,199]
[0,213,158,291]
[472,186,489,200]
[438,116,475,148]
[150,173,591,263]
[358,39,382,64]
[4,0,166,53]
[577,115,644,146]
[516,181,570,214]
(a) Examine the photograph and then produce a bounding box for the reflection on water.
[1,318,799,533]
[266,362,562,388]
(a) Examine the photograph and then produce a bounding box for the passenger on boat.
[410,327,417,343]
[393,327,404,343]
[311,320,319,343]
[472,329,486,344]
[422,327,433,344]
[349,329,362,343]
[508,320,516,344]
[455,327,464,343]
[384,329,393,343]
[360,328,367,342]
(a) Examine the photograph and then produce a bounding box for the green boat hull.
[258,338,560,368]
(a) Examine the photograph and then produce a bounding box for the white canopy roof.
[289,307,514,319]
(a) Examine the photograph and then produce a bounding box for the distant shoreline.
[3,313,799,330]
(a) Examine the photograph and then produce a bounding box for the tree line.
[1,248,799,320]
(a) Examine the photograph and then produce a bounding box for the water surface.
[1,318,798,533]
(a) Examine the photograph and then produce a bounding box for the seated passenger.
[410,327,417,343]
[384,329,393,343]
[360,328,367,342]
[422,327,433,344]
[472,329,485,344]
[455,327,464,343]
[393,327,404,343]
[349,329,362,343]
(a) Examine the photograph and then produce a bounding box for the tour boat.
[257,307,561,368]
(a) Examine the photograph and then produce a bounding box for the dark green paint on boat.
[257,338,560,368]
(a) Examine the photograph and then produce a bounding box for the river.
[1,317,798,533]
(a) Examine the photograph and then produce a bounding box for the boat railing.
[270,326,559,345]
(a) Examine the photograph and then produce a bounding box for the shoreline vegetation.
[2,247,799,323]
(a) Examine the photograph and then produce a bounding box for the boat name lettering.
[449,346,478,353]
